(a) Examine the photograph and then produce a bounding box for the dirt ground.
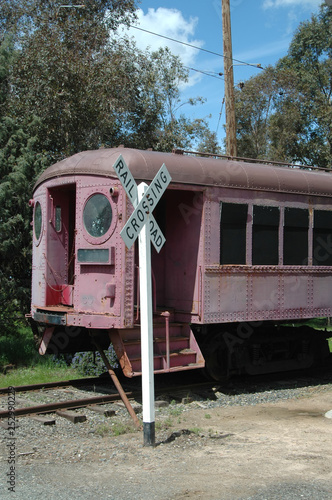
[1,385,332,499]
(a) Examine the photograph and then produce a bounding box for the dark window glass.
[77,249,109,263]
[83,194,112,238]
[252,205,279,265]
[283,208,309,265]
[220,203,247,264]
[34,201,42,240]
[55,206,62,232]
[313,210,332,266]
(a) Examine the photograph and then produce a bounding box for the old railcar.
[29,147,332,380]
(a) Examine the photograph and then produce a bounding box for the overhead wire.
[130,25,265,70]
[184,66,224,80]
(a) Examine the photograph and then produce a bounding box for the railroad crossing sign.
[113,154,172,447]
[113,155,171,252]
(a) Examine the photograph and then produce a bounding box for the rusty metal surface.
[0,393,132,419]
[91,337,141,429]
[34,147,332,197]
[0,377,105,394]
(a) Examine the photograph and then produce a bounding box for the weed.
[205,413,211,419]
[169,406,183,417]
[111,421,136,436]
[189,427,202,435]
[160,416,173,429]
[95,424,112,437]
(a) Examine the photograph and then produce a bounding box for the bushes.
[0,324,119,378]
[71,345,118,376]
[0,325,40,370]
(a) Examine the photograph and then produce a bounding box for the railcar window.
[83,194,112,238]
[220,202,247,264]
[55,206,62,232]
[34,201,42,240]
[77,248,109,263]
[283,208,309,265]
[252,205,279,265]
[313,210,332,266]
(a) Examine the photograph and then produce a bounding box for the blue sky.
[122,0,325,148]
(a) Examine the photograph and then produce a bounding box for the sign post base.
[143,421,156,447]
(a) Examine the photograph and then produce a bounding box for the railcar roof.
[34,147,332,197]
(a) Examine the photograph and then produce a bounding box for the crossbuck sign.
[113,155,172,446]
[113,155,171,252]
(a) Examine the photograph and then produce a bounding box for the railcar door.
[45,185,76,306]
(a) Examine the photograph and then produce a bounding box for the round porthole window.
[34,201,42,241]
[83,194,112,238]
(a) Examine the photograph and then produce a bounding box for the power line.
[130,25,265,70]
[184,66,224,80]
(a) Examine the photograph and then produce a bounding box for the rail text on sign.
[113,156,169,252]
[121,164,171,249]
[113,156,138,205]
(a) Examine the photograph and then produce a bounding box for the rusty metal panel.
[31,191,47,309]
[34,147,332,199]
[312,274,332,310]
[282,274,310,310]
[203,264,332,324]
[74,178,123,319]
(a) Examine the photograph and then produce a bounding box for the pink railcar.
[30,147,332,380]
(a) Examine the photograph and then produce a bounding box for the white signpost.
[113,155,171,446]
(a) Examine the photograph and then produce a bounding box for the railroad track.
[0,374,216,424]
[1,366,330,426]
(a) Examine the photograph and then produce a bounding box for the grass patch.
[0,362,83,388]
[95,423,112,437]
[0,325,41,369]
[0,325,83,387]
[95,421,137,437]
[189,427,202,435]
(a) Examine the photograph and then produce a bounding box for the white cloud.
[263,0,322,8]
[124,8,204,68]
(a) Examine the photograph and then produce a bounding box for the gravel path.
[1,373,332,499]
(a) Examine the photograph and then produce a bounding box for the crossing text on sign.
[120,164,171,249]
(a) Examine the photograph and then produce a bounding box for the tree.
[0,115,48,322]
[234,5,332,167]
[0,1,218,332]
[274,4,332,167]
[234,66,280,159]
[4,1,138,160]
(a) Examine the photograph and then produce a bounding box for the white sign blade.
[149,217,166,253]
[120,163,171,249]
[144,164,172,210]
[113,154,138,205]
[121,213,165,251]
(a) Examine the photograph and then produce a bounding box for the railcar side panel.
[201,186,332,324]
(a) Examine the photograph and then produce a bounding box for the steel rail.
[0,392,134,419]
[0,377,111,395]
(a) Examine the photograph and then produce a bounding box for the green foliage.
[0,362,82,387]
[235,4,332,168]
[0,114,48,319]
[71,346,118,376]
[0,325,40,369]
[0,0,218,331]
[274,5,332,167]
[95,421,137,437]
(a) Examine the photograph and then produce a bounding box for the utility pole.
[222,0,237,157]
